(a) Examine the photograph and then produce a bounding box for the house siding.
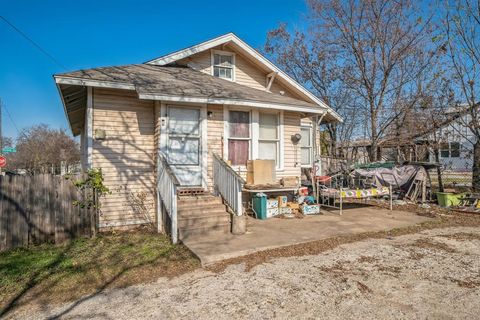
[176,46,301,99]
[206,104,224,189]
[92,88,156,228]
[280,111,302,178]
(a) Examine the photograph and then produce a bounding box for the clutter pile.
[251,186,321,220]
[245,160,321,219]
[437,190,480,213]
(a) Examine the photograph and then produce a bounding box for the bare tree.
[265,25,358,157]
[444,0,480,191]
[266,0,438,162]
[7,124,80,174]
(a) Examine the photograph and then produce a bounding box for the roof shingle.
[56,64,322,109]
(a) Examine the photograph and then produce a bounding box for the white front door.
[166,106,203,186]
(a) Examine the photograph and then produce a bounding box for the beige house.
[54,33,341,242]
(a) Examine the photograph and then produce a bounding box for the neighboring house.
[54,33,341,240]
[337,105,478,174]
[426,106,477,172]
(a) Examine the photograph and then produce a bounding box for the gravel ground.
[9,226,480,320]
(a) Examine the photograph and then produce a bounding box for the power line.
[1,100,21,136]
[0,15,67,70]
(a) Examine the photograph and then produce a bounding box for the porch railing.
[212,153,245,216]
[157,152,180,244]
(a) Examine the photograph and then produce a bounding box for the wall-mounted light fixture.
[291,133,302,144]
[94,129,106,140]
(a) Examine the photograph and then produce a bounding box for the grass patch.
[0,229,199,316]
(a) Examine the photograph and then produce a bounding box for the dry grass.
[357,255,379,263]
[411,238,458,253]
[438,232,480,241]
[3,206,480,317]
[0,228,199,316]
[446,277,480,288]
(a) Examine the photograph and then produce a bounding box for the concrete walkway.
[181,205,431,265]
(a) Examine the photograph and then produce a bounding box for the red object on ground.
[316,175,332,183]
[298,187,309,196]
[0,156,6,167]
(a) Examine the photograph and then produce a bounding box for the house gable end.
[146,33,341,122]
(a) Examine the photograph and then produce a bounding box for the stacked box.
[266,199,279,209]
[280,207,293,214]
[301,204,320,215]
[266,207,279,218]
[278,196,288,207]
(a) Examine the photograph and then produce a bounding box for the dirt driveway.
[10,226,480,320]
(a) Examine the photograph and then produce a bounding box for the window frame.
[300,124,313,167]
[211,49,236,82]
[439,141,461,159]
[226,109,251,167]
[258,111,281,167]
[223,107,284,171]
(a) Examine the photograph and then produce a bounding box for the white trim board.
[138,93,328,115]
[145,33,342,123]
[54,76,135,90]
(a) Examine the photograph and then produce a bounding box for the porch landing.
[181,206,431,266]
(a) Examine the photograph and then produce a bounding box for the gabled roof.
[55,64,339,135]
[146,32,341,122]
[56,64,324,110]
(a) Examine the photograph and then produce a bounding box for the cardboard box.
[287,202,300,209]
[266,199,279,209]
[246,160,276,185]
[301,204,320,215]
[280,176,299,187]
[280,207,293,214]
[266,207,279,218]
[278,196,288,207]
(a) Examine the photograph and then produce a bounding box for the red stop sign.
[0,156,6,168]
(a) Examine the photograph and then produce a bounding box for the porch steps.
[177,195,231,240]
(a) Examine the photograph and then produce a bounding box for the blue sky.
[0,0,307,140]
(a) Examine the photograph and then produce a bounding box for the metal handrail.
[212,153,245,216]
[157,152,180,244]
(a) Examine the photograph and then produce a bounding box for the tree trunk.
[473,140,480,192]
[369,111,378,162]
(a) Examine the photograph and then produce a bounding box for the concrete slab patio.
[181,205,432,265]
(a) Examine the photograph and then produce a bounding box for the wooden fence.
[0,174,96,251]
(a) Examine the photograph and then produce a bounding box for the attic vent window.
[212,51,234,81]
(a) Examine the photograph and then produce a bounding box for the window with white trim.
[440,142,460,158]
[300,126,313,166]
[258,112,280,166]
[228,110,250,166]
[213,52,234,80]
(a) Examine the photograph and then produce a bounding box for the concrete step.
[177,196,222,209]
[178,214,230,229]
[179,223,231,240]
[178,205,228,217]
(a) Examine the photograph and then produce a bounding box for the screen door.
[167,107,202,186]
